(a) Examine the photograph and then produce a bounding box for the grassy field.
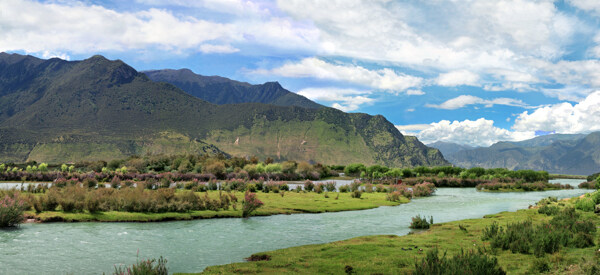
[193,197,600,275]
[25,191,408,222]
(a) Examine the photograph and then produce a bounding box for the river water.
[0,179,592,274]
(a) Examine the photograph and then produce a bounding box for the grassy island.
[23,191,408,223]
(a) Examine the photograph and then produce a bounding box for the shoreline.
[195,191,598,275]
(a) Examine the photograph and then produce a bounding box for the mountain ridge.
[144,68,322,109]
[0,53,448,167]
[446,133,599,175]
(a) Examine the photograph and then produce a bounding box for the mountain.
[144,69,322,109]
[0,53,448,167]
[427,141,476,158]
[447,133,599,175]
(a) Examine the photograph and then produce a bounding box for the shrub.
[314,183,324,194]
[0,193,28,227]
[339,185,349,193]
[386,191,403,202]
[303,180,314,192]
[414,248,506,275]
[410,215,433,229]
[538,205,559,216]
[575,197,595,212]
[242,191,264,218]
[349,180,361,192]
[350,190,362,199]
[113,256,167,275]
[325,181,337,192]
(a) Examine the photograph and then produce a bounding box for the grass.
[193,197,600,275]
[25,191,408,223]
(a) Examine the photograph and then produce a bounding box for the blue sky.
[4,0,600,146]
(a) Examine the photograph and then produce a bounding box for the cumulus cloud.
[425,95,532,110]
[0,0,319,56]
[399,91,600,147]
[400,119,534,147]
[296,87,374,112]
[512,91,600,133]
[254,58,423,92]
[435,70,480,87]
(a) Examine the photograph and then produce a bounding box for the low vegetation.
[475,181,572,192]
[0,191,28,227]
[198,192,600,275]
[114,256,168,275]
[409,215,433,229]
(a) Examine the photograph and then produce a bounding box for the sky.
[3,0,600,147]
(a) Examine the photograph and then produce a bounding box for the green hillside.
[144,69,322,109]
[0,53,448,167]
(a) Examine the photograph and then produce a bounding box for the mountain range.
[144,69,322,109]
[429,133,600,175]
[0,52,448,167]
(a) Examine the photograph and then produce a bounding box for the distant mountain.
[0,53,448,167]
[447,133,599,175]
[144,69,322,109]
[427,141,476,158]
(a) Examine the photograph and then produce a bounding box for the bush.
[325,181,337,192]
[242,191,264,218]
[113,256,167,275]
[538,205,559,216]
[339,185,349,193]
[303,181,314,192]
[0,193,28,227]
[575,197,596,212]
[386,191,403,202]
[350,190,362,199]
[414,248,505,275]
[410,215,433,229]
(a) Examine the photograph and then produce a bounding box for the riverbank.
[196,193,600,275]
[24,191,408,223]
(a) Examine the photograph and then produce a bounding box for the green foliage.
[414,248,506,275]
[113,256,167,275]
[344,163,366,175]
[538,205,559,216]
[350,190,362,199]
[410,215,433,229]
[482,207,596,257]
[575,197,596,212]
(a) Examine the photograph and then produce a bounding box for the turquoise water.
[0,179,592,274]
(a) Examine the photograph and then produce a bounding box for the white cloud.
[403,91,600,147]
[199,44,239,54]
[0,0,319,56]
[512,91,600,133]
[296,87,374,112]
[567,0,600,14]
[435,70,480,87]
[276,0,577,70]
[406,119,534,147]
[406,89,425,95]
[426,95,532,110]
[254,58,423,92]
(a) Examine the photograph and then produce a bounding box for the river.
[0,179,592,274]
